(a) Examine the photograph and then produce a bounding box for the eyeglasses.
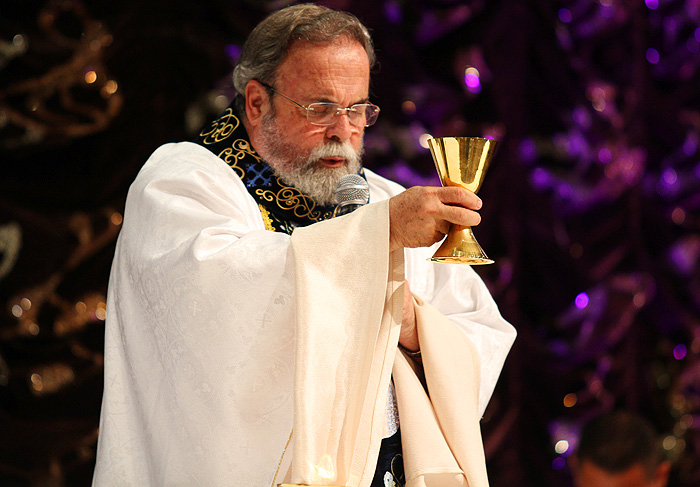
[259,81,380,127]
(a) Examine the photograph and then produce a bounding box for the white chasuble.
[93,142,516,486]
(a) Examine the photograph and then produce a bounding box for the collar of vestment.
[193,99,366,234]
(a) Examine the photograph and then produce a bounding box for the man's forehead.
[276,38,370,92]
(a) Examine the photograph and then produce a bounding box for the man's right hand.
[388,186,482,252]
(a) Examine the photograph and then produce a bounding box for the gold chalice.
[427,136,498,264]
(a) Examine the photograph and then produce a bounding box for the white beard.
[256,114,363,206]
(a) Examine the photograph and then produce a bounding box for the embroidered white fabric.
[386,380,400,437]
[92,142,516,486]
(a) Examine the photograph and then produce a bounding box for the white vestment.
[92,141,516,486]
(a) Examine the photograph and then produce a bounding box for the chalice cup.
[427,136,498,264]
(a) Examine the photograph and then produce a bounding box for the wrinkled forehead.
[274,37,371,97]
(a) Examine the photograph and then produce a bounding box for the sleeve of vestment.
[94,142,299,487]
[365,169,517,418]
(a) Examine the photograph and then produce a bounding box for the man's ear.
[245,80,269,128]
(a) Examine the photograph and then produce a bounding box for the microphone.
[333,174,370,217]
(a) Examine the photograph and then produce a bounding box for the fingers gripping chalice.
[427,136,498,265]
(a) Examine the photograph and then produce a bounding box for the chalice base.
[429,226,494,265]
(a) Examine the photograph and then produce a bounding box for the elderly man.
[93,4,515,487]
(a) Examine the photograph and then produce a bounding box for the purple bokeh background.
[0,0,698,485]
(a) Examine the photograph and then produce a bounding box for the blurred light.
[28,322,39,335]
[662,168,678,186]
[558,8,572,23]
[550,339,569,357]
[581,320,595,338]
[633,292,646,308]
[673,344,687,360]
[11,305,23,318]
[84,69,97,84]
[672,394,687,410]
[687,37,699,54]
[555,440,569,454]
[675,439,687,453]
[532,167,550,188]
[105,80,118,93]
[21,298,31,309]
[563,393,577,407]
[214,94,228,110]
[597,356,611,373]
[30,373,44,392]
[674,422,686,436]
[598,147,612,164]
[646,48,660,64]
[669,237,700,274]
[572,107,591,128]
[552,457,566,470]
[568,132,587,156]
[589,378,603,395]
[111,212,123,226]
[663,436,677,451]
[101,80,118,98]
[680,414,694,429]
[75,301,87,313]
[696,27,700,42]
[570,243,583,259]
[682,136,697,156]
[225,44,241,61]
[519,138,537,163]
[96,305,107,321]
[656,370,671,389]
[384,0,402,23]
[465,66,480,77]
[574,292,589,309]
[645,0,659,9]
[657,168,679,196]
[396,164,413,182]
[664,16,679,33]
[402,100,416,114]
[418,133,433,149]
[558,183,574,200]
[464,67,481,94]
[54,320,68,335]
[671,207,686,225]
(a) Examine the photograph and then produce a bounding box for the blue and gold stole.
[193,100,337,234]
[194,101,404,485]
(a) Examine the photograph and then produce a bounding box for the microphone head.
[335,174,370,205]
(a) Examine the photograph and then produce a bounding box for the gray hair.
[232,3,376,114]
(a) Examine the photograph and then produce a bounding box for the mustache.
[309,140,363,163]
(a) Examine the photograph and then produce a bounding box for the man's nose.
[324,111,361,142]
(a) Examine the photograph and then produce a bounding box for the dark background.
[1,0,698,485]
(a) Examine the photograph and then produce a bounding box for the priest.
[92,4,516,487]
